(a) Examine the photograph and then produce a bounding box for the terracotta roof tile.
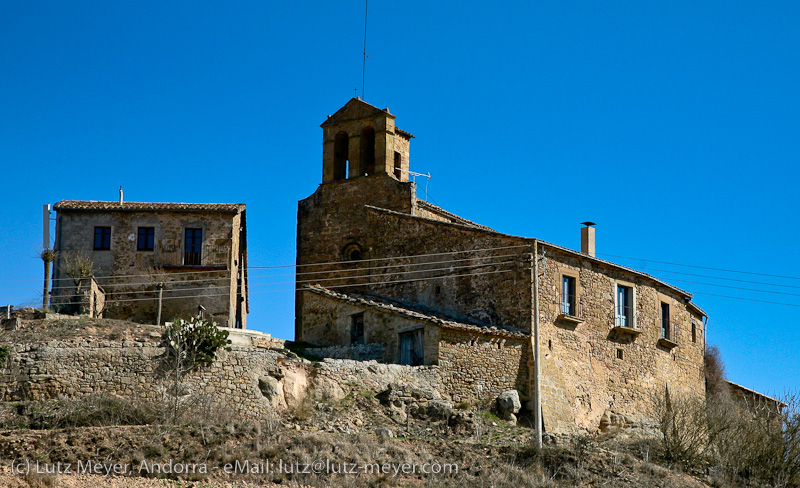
[53,200,245,213]
[396,127,415,139]
[303,285,530,339]
[365,205,708,317]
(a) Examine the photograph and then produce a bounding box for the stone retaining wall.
[0,338,282,419]
[304,343,385,362]
[314,358,443,397]
[438,330,529,404]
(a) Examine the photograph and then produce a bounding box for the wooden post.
[533,240,542,448]
[156,283,164,326]
[43,258,51,310]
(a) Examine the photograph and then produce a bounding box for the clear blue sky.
[2,1,798,398]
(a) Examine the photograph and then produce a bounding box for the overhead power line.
[0,252,521,293]
[623,265,800,290]
[16,257,518,300]
[598,252,800,281]
[688,291,800,308]
[36,266,519,307]
[0,244,531,285]
[251,244,532,269]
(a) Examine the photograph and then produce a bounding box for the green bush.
[161,316,232,376]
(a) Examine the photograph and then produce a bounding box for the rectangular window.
[660,302,670,339]
[350,313,364,345]
[93,226,111,250]
[692,323,697,343]
[561,275,576,316]
[399,328,424,366]
[137,227,155,251]
[615,284,633,328]
[184,228,202,265]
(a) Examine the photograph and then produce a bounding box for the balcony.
[154,242,230,269]
[611,305,640,338]
[556,292,583,326]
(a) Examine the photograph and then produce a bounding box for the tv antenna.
[409,170,432,201]
[361,0,369,99]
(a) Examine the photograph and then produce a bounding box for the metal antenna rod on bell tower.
[361,0,368,99]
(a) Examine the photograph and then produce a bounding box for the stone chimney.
[580,222,596,257]
[119,186,123,206]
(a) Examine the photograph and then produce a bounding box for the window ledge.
[658,337,678,349]
[556,314,584,326]
[611,326,642,337]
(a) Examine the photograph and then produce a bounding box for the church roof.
[321,98,394,127]
[364,205,708,318]
[303,285,531,338]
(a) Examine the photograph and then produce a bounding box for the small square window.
[616,349,624,360]
[93,226,111,250]
[137,227,155,251]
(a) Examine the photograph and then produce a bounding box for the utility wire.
[687,291,800,308]
[34,266,518,307]
[621,265,800,290]
[650,278,800,298]
[28,258,518,300]
[0,244,531,284]
[598,253,800,281]
[0,253,520,293]
[251,244,531,269]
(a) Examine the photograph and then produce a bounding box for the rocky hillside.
[0,313,716,487]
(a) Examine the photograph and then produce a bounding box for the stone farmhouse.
[295,98,709,433]
[51,199,248,328]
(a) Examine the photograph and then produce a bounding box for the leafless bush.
[704,345,728,398]
[649,386,710,466]
[13,394,160,429]
[707,392,800,487]
[62,251,94,295]
[650,346,800,487]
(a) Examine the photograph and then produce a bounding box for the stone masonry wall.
[363,208,534,332]
[53,209,243,328]
[300,292,440,365]
[1,338,281,419]
[314,358,442,397]
[535,247,706,433]
[438,328,529,405]
[304,343,385,362]
[295,174,415,341]
[0,335,448,417]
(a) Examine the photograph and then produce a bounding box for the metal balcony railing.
[154,243,230,268]
[615,305,635,329]
[558,292,581,317]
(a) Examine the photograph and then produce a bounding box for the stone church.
[295,98,707,432]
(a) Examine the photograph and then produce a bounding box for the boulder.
[258,376,281,407]
[427,399,453,420]
[497,390,521,414]
[503,412,517,423]
[375,428,394,438]
[314,376,346,402]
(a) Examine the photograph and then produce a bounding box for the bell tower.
[321,98,413,184]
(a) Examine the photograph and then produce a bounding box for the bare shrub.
[18,394,159,429]
[709,392,800,487]
[704,345,728,398]
[649,386,710,466]
[62,251,94,308]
